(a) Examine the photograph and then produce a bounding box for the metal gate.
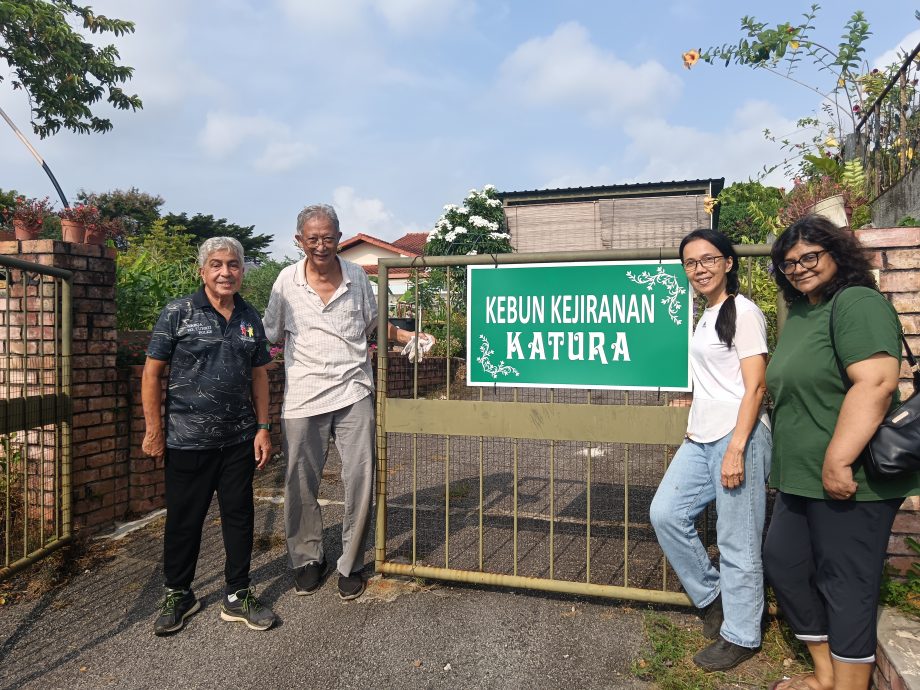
[374,245,774,605]
[0,255,73,579]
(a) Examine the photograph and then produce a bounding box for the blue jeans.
[649,422,772,648]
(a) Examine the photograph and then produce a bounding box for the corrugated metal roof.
[498,178,724,205]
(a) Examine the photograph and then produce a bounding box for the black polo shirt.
[147,287,271,450]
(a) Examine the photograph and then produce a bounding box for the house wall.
[339,245,400,266]
[504,195,712,253]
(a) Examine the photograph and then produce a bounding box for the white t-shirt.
[686,293,770,442]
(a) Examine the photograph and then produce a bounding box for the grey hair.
[296,204,340,236]
[198,236,245,268]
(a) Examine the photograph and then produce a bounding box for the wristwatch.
[257,423,271,431]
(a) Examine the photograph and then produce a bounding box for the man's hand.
[142,429,165,459]
[720,446,745,489]
[254,429,272,470]
[822,461,858,500]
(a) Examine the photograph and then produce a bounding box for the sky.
[2,1,919,259]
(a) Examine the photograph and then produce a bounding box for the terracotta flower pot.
[83,224,106,245]
[12,219,42,240]
[60,219,85,243]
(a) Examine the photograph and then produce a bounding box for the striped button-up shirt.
[263,257,378,418]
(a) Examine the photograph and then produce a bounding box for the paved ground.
[0,449,690,690]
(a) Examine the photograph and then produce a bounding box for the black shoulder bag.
[829,289,920,479]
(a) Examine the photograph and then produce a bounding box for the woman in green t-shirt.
[764,215,918,690]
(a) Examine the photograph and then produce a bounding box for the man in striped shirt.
[264,204,433,600]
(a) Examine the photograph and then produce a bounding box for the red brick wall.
[2,239,129,533]
[858,227,920,577]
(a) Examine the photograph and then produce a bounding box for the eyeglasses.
[778,250,828,275]
[301,236,338,248]
[682,255,724,272]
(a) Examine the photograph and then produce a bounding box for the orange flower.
[682,49,700,70]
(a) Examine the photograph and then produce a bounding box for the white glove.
[401,334,434,363]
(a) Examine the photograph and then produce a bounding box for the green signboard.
[466,261,692,391]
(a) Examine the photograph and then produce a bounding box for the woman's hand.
[721,446,745,489]
[822,461,858,500]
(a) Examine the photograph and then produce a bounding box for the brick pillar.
[1,239,129,533]
[857,227,920,575]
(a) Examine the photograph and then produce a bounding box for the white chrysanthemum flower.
[485,198,502,207]
[466,249,478,255]
[483,184,496,192]
[443,204,459,212]
[489,232,511,240]
[453,226,467,234]
[437,218,451,230]
[455,207,468,215]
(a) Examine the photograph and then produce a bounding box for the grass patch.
[633,609,812,690]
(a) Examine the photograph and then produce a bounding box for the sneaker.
[338,571,366,600]
[219,588,277,631]
[153,588,200,636]
[692,636,759,672]
[701,594,724,640]
[294,558,329,595]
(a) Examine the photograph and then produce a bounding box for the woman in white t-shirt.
[649,228,772,672]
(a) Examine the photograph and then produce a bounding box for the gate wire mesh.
[0,256,72,578]
[376,247,775,603]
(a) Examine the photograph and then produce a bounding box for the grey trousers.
[282,394,375,576]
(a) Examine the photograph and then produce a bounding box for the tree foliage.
[241,260,291,314]
[716,182,784,244]
[162,212,272,262]
[77,187,163,238]
[0,1,142,137]
[115,220,200,330]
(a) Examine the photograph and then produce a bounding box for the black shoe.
[338,572,366,600]
[220,588,277,631]
[153,588,200,636]
[701,594,723,640]
[294,558,329,595]
[692,636,759,672]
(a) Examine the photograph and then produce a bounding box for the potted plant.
[2,196,53,240]
[58,203,100,243]
[84,217,124,246]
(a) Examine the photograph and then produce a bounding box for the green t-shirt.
[766,286,920,500]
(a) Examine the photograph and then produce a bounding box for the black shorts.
[763,491,901,662]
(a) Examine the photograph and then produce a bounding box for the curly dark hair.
[771,214,877,304]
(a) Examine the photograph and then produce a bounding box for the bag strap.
[828,288,920,393]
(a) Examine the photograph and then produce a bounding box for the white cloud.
[498,22,681,125]
[198,112,313,172]
[622,101,797,189]
[374,0,474,33]
[333,186,406,239]
[873,29,920,70]
[277,0,472,34]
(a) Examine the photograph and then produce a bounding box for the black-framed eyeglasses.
[682,255,724,272]
[301,236,338,248]
[778,250,829,275]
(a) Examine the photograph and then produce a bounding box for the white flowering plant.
[403,185,512,358]
[424,185,512,257]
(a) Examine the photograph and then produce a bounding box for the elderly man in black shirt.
[143,236,277,636]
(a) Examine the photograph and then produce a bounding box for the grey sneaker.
[701,594,723,640]
[154,588,200,636]
[220,588,277,631]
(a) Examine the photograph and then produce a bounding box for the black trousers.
[763,491,901,662]
[164,440,255,594]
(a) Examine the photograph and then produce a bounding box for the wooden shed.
[498,178,724,253]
